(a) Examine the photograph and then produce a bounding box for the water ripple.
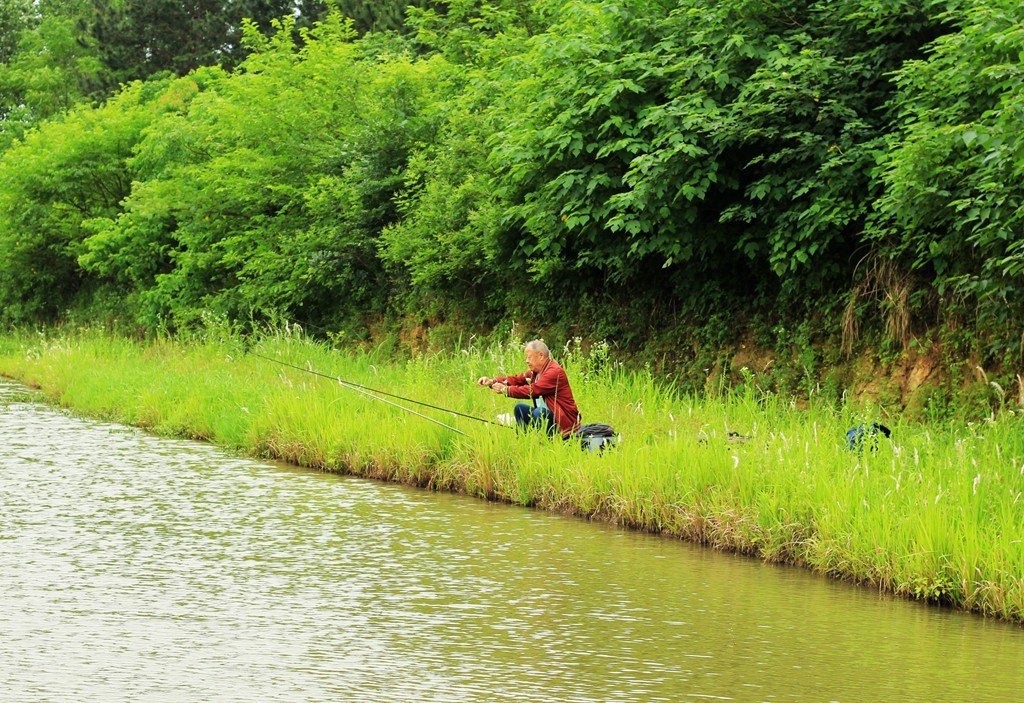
[2,382,1023,702]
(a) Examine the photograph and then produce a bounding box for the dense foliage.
[0,0,332,146]
[0,0,1022,374]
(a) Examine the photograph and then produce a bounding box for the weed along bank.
[1,329,1023,624]
[6,374,1024,701]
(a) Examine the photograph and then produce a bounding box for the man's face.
[525,348,546,374]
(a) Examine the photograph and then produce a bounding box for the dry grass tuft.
[842,252,915,356]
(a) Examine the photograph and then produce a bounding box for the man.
[477,339,581,438]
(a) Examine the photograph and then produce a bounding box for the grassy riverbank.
[1,327,1023,622]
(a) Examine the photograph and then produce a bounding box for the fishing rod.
[251,351,506,435]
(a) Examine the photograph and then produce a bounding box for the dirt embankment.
[727,337,1019,418]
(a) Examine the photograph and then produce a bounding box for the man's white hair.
[526,339,550,357]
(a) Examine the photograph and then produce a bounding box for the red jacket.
[496,359,581,437]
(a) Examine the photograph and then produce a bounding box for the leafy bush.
[0,77,175,323]
[1,0,1020,381]
[871,1,1024,354]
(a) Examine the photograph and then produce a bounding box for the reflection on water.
[1,381,1022,702]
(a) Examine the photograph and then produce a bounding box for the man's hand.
[477,376,493,386]
[490,382,507,394]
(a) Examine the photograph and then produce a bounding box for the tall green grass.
[1,327,1022,621]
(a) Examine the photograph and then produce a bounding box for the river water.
[1,381,1022,702]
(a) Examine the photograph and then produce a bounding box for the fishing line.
[251,351,506,434]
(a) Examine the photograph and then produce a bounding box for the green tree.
[335,0,438,35]
[75,69,228,308]
[407,0,540,63]
[0,77,174,323]
[870,0,1024,353]
[376,1,543,319]
[0,0,107,145]
[88,0,331,90]
[377,65,510,318]
[714,0,943,283]
[487,0,948,296]
[0,0,32,63]
[79,13,446,332]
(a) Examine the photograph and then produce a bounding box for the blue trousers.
[513,403,556,436]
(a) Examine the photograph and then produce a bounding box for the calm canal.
[1,380,1022,702]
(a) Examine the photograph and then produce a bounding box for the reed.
[1,326,1022,622]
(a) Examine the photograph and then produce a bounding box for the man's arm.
[487,371,534,397]
[492,372,530,387]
